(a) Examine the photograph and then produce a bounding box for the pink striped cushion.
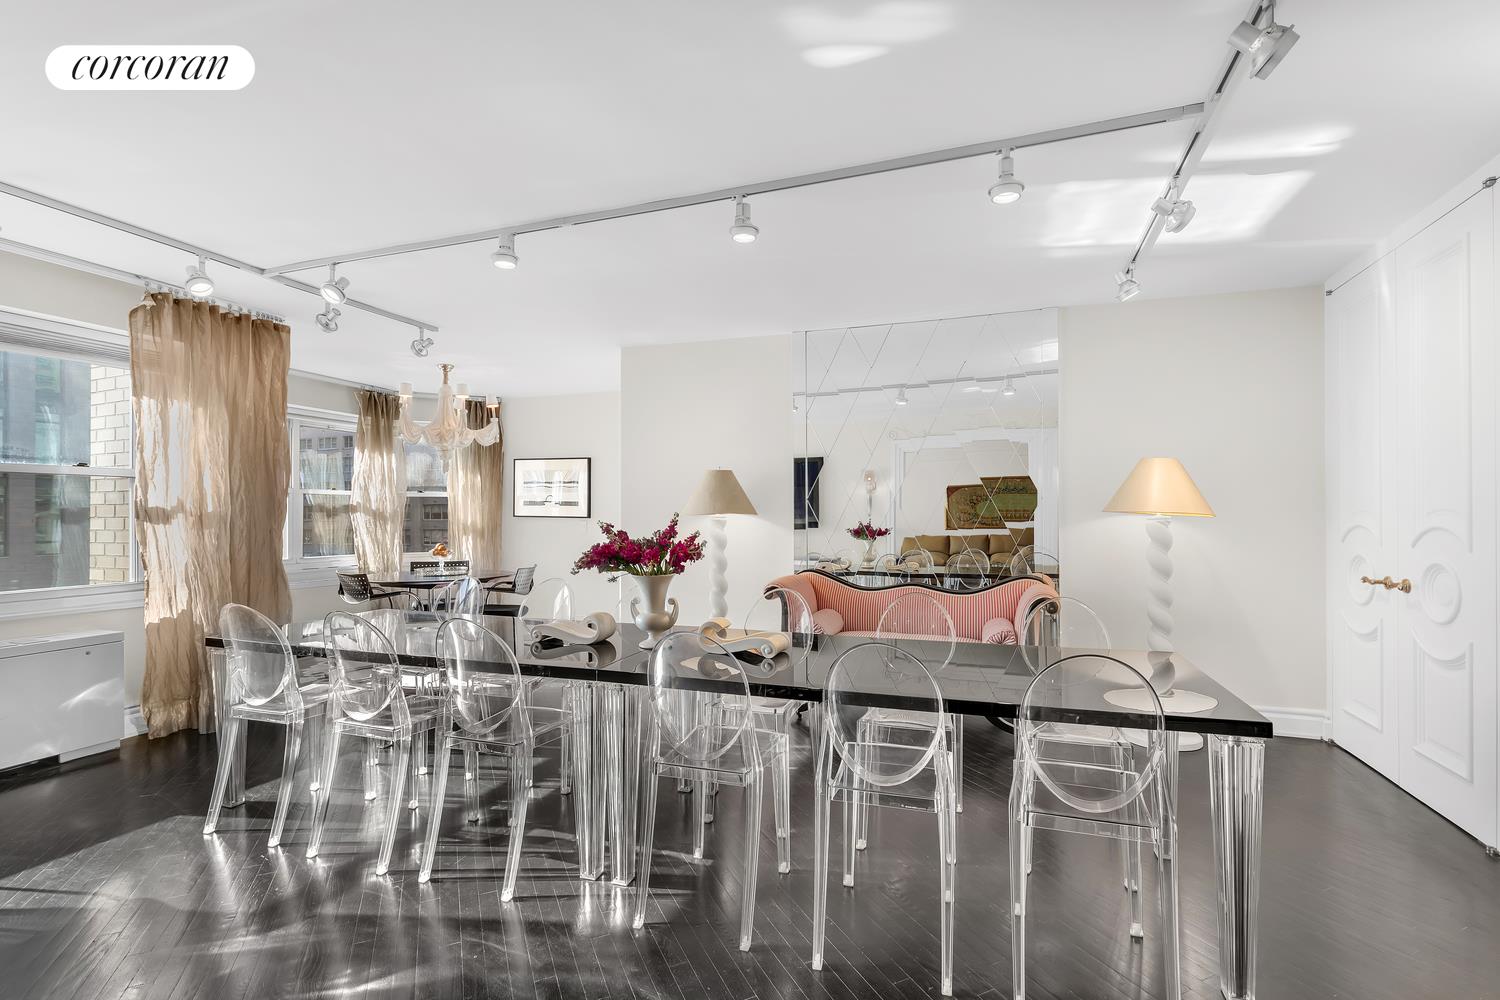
[810,608,844,635]
[773,572,1057,643]
[983,617,1018,644]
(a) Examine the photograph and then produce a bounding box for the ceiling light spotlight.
[1001,376,1017,397]
[319,264,350,304]
[894,386,909,406]
[1115,269,1141,302]
[315,307,341,333]
[184,256,214,298]
[1152,196,1197,233]
[411,332,434,358]
[1228,9,1299,79]
[490,234,518,270]
[988,148,1024,205]
[730,196,759,243]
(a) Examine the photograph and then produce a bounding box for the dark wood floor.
[1,717,1497,1000]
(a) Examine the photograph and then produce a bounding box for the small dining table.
[367,570,513,610]
[202,615,1269,1000]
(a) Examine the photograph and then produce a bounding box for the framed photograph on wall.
[513,457,592,518]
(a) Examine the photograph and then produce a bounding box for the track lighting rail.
[260,103,1205,275]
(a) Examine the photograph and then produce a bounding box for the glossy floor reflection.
[1,718,1497,999]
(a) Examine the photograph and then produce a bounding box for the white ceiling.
[4,0,1500,396]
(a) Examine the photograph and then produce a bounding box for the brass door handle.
[1361,575,1413,593]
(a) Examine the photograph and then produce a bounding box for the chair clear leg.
[842,784,858,887]
[810,729,832,972]
[267,717,304,848]
[935,759,956,997]
[376,735,411,876]
[502,742,532,902]
[418,735,454,883]
[465,746,482,824]
[305,712,325,793]
[632,771,661,929]
[417,729,431,776]
[950,714,964,814]
[203,714,242,835]
[692,778,708,860]
[771,752,791,873]
[559,710,573,795]
[738,776,764,951]
[307,724,344,859]
[1009,770,1027,1000]
[407,733,423,810]
[364,737,380,801]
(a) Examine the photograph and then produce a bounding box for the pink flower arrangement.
[572,513,706,580]
[848,520,891,542]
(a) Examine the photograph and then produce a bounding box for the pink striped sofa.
[766,570,1059,645]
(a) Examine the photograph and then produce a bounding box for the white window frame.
[0,309,142,618]
[285,405,359,579]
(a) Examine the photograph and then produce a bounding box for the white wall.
[1058,286,1326,718]
[500,391,623,615]
[621,335,793,624]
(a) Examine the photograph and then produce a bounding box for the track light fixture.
[1001,376,1017,397]
[988,148,1024,205]
[730,196,759,243]
[894,386,909,406]
[184,256,214,298]
[490,234,518,269]
[1115,269,1141,302]
[1152,196,1197,233]
[319,264,350,304]
[1228,5,1299,80]
[315,306,341,333]
[411,331,434,357]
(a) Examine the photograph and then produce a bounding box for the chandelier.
[397,363,500,462]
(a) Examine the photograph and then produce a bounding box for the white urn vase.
[628,573,680,649]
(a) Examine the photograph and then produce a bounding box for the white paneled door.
[1328,188,1498,849]
[1328,263,1400,777]
[1393,193,1496,844]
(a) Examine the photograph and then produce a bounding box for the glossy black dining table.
[203,614,1269,1000]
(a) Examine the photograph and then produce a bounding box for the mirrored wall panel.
[792,309,1058,584]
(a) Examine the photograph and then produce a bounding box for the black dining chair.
[336,571,411,609]
[485,564,536,615]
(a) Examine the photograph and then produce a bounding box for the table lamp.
[1102,457,1219,727]
[684,468,758,619]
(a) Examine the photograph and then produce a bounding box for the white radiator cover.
[0,630,125,770]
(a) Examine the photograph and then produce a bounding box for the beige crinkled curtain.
[351,391,406,577]
[447,399,505,574]
[130,292,291,738]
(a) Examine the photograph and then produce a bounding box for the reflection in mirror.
[792,309,1059,584]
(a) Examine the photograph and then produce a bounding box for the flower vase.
[861,537,877,569]
[628,573,680,649]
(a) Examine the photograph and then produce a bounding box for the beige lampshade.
[683,468,758,517]
[1103,457,1215,517]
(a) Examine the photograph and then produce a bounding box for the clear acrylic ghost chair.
[633,631,789,951]
[306,611,444,875]
[205,604,331,848]
[431,575,486,617]
[1009,545,1059,578]
[811,642,957,996]
[702,585,813,872]
[1011,654,1177,1000]
[945,547,990,591]
[418,618,572,894]
[873,552,911,580]
[856,592,963,834]
[898,547,936,578]
[509,576,576,798]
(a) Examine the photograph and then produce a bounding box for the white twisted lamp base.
[705,515,729,620]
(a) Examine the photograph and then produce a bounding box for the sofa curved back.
[765,570,1058,642]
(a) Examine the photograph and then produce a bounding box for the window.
[284,415,452,565]
[287,415,356,561]
[0,348,135,594]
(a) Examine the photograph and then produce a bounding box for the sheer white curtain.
[352,390,406,577]
[447,399,504,574]
[130,293,291,737]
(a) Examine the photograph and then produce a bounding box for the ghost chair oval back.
[1011,654,1176,1000]
[418,618,573,896]
[944,547,990,592]
[1009,545,1059,579]
[518,577,573,622]
[633,631,790,952]
[898,546,936,578]
[867,590,964,817]
[205,603,331,848]
[307,611,443,875]
[873,552,910,580]
[703,584,814,872]
[336,570,411,610]
[430,576,486,617]
[811,641,957,997]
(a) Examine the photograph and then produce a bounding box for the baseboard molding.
[1254,705,1329,740]
[123,704,147,738]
